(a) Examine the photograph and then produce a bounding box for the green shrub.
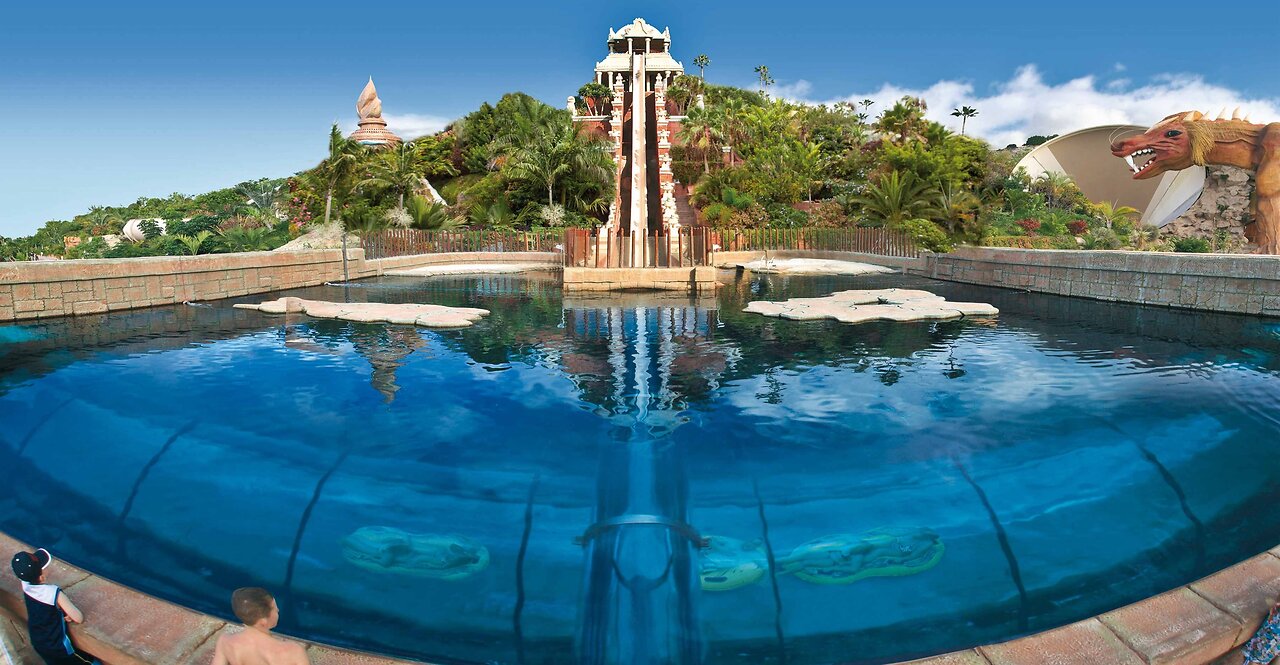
[105,240,165,258]
[806,200,847,228]
[983,235,1058,249]
[1084,228,1122,250]
[168,215,220,237]
[1038,210,1072,237]
[454,174,505,210]
[892,218,952,252]
[1049,235,1081,250]
[764,203,807,229]
[701,202,729,225]
[139,219,164,240]
[726,203,770,229]
[722,187,755,211]
[1173,237,1211,253]
[437,174,485,205]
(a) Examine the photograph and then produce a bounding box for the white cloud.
[385,113,454,139]
[771,79,813,99]
[340,113,454,141]
[783,65,1280,148]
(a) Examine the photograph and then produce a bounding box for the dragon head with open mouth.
[1108,108,1280,254]
[1110,110,1217,180]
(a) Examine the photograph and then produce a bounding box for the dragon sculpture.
[1111,108,1280,253]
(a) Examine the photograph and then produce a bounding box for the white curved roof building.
[1015,125,1205,227]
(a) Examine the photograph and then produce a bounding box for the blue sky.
[3,0,1278,236]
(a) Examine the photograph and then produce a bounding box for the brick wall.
[0,250,561,322]
[923,248,1280,317]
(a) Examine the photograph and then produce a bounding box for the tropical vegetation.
[0,67,1229,261]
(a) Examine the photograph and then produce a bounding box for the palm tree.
[1034,172,1075,209]
[497,95,560,148]
[717,98,749,162]
[235,180,283,216]
[937,181,981,235]
[791,141,824,202]
[951,106,979,135]
[1093,201,1141,230]
[469,200,515,228]
[361,140,456,210]
[754,65,774,97]
[577,82,611,116]
[681,105,722,174]
[339,205,385,234]
[313,124,364,226]
[855,171,943,225]
[507,117,612,208]
[360,143,422,209]
[694,54,710,81]
[923,123,954,146]
[876,96,928,144]
[405,195,464,231]
[82,207,123,234]
[175,230,212,255]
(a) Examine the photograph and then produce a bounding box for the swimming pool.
[2,271,1278,664]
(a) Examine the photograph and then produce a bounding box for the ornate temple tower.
[349,78,402,147]
[576,19,684,251]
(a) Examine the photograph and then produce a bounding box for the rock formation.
[745,289,998,324]
[1162,165,1253,249]
[233,297,488,327]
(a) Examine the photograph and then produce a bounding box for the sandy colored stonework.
[723,258,896,276]
[233,297,489,328]
[745,288,998,324]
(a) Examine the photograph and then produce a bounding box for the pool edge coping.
[3,530,1278,664]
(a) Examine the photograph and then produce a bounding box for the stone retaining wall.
[713,249,926,272]
[0,251,560,322]
[1,528,1275,665]
[10,246,1280,323]
[923,247,1280,317]
[562,266,718,292]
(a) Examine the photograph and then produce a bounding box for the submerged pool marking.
[954,458,1029,633]
[15,397,75,456]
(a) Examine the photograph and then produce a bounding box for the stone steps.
[674,185,699,227]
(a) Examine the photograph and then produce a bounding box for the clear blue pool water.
[2,271,1280,664]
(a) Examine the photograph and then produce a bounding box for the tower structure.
[349,78,402,147]
[576,19,684,262]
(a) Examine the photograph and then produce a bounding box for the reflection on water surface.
[2,271,1279,664]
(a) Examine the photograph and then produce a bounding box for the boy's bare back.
[211,628,309,665]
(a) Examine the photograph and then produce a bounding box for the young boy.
[9,548,99,665]
[211,587,310,665]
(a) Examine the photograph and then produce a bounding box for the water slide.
[629,53,648,265]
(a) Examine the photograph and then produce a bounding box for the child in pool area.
[211,587,310,665]
[9,547,100,665]
[1244,600,1280,665]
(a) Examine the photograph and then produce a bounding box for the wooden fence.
[361,227,920,262]
[563,228,712,268]
[711,227,920,257]
[360,229,563,259]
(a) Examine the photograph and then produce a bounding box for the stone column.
[654,74,679,235]
[602,74,626,236]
